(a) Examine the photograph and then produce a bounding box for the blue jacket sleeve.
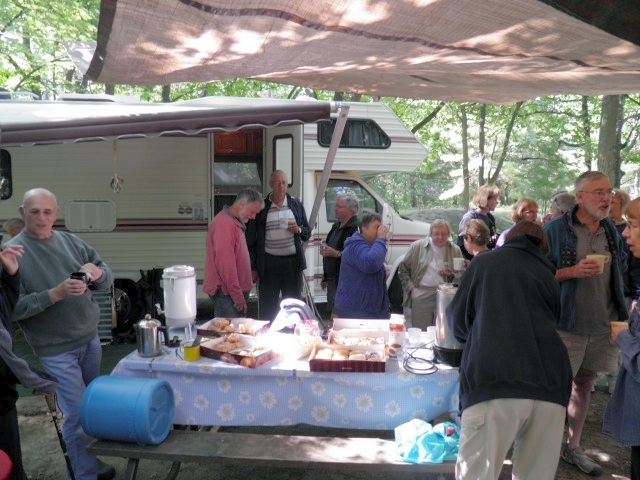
[617,330,640,383]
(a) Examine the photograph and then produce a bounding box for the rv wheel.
[113,279,138,333]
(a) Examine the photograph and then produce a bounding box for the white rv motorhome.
[0,96,429,332]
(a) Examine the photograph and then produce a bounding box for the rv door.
[264,126,303,198]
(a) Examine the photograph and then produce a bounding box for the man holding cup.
[246,170,311,322]
[320,194,359,318]
[544,171,628,476]
[6,188,114,480]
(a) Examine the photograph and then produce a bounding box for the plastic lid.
[438,283,458,294]
[162,265,195,277]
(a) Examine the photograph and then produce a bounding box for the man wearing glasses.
[544,171,628,476]
[247,170,311,321]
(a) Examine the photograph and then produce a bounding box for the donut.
[214,318,230,329]
[214,341,235,352]
[332,350,349,360]
[226,333,240,343]
[314,351,333,360]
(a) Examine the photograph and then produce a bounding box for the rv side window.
[317,119,390,149]
[325,179,382,223]
[0,150,12,200]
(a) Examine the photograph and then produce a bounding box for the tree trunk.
[488,101,523,185]
[581,96,593,170]
[461,105,470,208]
[162,85,171,103]
[478,104,486,185]
[598,95,624,186]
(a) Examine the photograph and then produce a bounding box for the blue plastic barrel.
[81,376,174,445]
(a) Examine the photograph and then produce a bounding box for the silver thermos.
[433,283,464,367]
[135,315,168,358]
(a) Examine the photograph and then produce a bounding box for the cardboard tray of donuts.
[309,343,386,373]
[200,334,278,368]
[197,317,269,337]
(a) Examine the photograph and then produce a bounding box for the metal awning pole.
[307,104,350,230]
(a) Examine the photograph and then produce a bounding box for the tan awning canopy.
[0,97,332,146]
[79,0,640,104]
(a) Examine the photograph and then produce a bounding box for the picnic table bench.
[87,429,456,480]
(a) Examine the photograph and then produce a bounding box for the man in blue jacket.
[544,171,628,476]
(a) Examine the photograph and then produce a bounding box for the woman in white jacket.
[398,219,462,329]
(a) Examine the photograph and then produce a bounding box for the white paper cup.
[586,254,610,274]
[407,327,421,345]
[453,258,465,271]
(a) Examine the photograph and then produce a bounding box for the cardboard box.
[200,335,277,368]
[328,329,388,346]
[309,344,386,373]
[332,318,390,331]
[197,317,269,337]
[261,331,321,360]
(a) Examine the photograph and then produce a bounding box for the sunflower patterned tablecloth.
[111,349,459,429]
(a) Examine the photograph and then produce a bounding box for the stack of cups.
[407,327,422,346]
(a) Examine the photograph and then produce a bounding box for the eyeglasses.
[579,189,613,199]
[523,210,538,216]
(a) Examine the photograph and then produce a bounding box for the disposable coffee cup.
[407,327,421,345]
[586,254,610,274]
[279,217,289,229]
[610,321,628,344]
[453,258,465,271]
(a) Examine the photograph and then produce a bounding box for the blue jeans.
[210,289,248,318]
[39,336,101,480]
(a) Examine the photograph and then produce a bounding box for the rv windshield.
[325,179,381,223]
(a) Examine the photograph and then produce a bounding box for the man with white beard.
[544,171,628,476]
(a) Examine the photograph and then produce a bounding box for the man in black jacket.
[446,221,572,479]
[320,194,359,318]
[247,171,311,321]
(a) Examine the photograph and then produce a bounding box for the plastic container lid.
[438,283,458,294]
[162,265,195,277]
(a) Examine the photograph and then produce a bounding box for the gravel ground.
[17,387,630,480]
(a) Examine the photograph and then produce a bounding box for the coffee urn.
[433,283,464,367]
[162,265,197,330]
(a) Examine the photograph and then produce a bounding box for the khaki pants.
[456,398,566,480]
[404,286,438,330]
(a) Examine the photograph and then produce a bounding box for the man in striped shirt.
[247,171,311,321]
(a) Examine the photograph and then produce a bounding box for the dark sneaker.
[561,445,603,476]
[97,459,116,480]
